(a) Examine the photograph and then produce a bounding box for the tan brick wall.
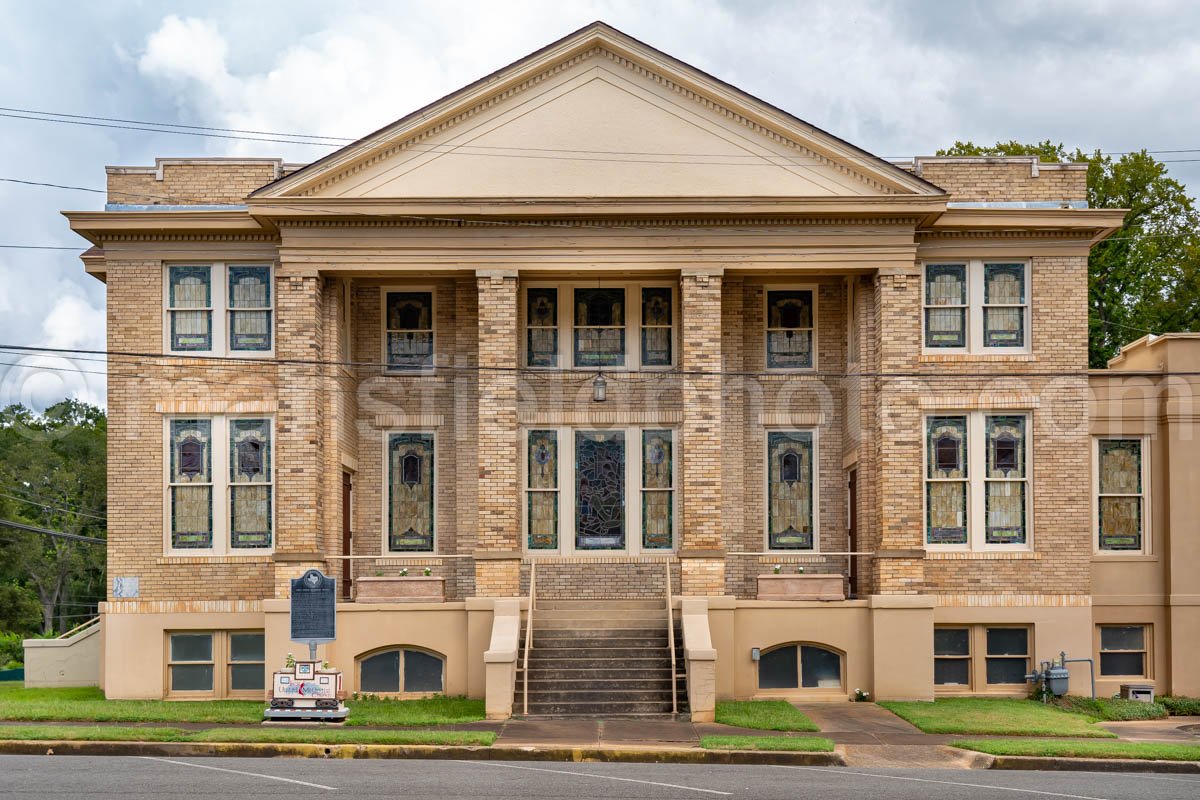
[915,158,1087,203]
[106,161,281,205]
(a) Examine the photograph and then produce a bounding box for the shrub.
[0,632,25,667]
[1052,695,1167,721]
[1160,696,1200,716]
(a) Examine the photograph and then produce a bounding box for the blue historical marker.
[265,569,348,722]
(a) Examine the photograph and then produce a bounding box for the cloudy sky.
[1,0,1198,409]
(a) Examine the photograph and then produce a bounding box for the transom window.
[925,412,1030,549]
[521,283,676,369]
[385,432,435,552]
[523,427,676,555]
[165,264,274,355]
[1098,625,1149,677]
[1095,438,1148,553]
[765,288,816,369]
[766,430,818,551]
[934,626,1031,692]
[165,416,274,555]
[383,289,435,371]
[923,261,1030,353]
[757,644,843,691]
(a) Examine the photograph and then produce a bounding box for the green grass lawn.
[954,738,1200,762]
[700,735,834,752]
[713,701,819,732]
[0,684,485,727]
[878,698,1116,738]
[0,724,494,746]
[1051,695,1167,721]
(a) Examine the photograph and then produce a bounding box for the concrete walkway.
[1101,715,1200,742]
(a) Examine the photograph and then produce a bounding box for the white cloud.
[41,294,106,350]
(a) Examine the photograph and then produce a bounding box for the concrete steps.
[517,600,686,718]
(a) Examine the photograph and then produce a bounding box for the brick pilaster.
[474,269,520,596]
[680,268,725,595]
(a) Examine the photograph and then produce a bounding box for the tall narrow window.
[926,416,968,545]
[766,290,814,369]
[767,431,814,550]
[170,419,213,549]
[641,430,673,549]
[924,264,966,348]
[229,419,272,549]
[228,266,272,351]
[526,288,559,367]
[385,292,434,370]
[387,433,435,551]
[575,430,626,549]
[983,263,1026,347]
[640,288,673,366]
[1097,439,1144,551]
[168,266,213,351]
[934,628,971,687]
[574,288,625,367]
[168,633,214,693]
[985,416,1027,545]
[228,632,265,692]
[526,430,558,550]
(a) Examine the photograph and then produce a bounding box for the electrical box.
[1120,684,1155,703]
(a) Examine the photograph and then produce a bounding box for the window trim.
[519,280,678,371]
[934,625,1032,695]
[162,263,276,358]
[763,427,821,553]
[162,415,276,557]
[1093,436,1151,556]
[380,285,438,374]
[922,411,1033,552]
[356,646,446,697]
[520,425,679,557]
[763,284,819,372]
[165,630,266,700]
[921,260,1031,355]
[1097,624,1151,679]
[754,642,845,695]
[381,429,438,554]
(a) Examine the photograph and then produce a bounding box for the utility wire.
[0,518,105,545]
[0,491,107,522]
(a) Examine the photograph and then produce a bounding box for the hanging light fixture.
[592,372,607,403]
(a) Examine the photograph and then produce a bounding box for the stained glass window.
[574,289,625,367]
[526,430,558,550]
[229,419,272,549]
[767,431,814,549]
[640,288,673,366]
[170,419,212,549]
[641,430,673,549]
[526,288,559,367]
[926,416,967,545]
[388,433,434,551]
[983,263,1026,347]
[1098,438,1144,551]
[168,266,213,351]
[924,264,966,348]
[575,430,625,549]
[766,290,814,369]
[228,266,272,351]
[385,292,434,370]
[985,416,1026,545]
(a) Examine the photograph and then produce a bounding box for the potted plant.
[756,564,844,601]
[353,567,445,603]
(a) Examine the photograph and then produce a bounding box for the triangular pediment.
[254,23,941,201]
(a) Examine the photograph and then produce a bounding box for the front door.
[342,471,353,600]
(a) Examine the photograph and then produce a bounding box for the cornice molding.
[275,215,925,230]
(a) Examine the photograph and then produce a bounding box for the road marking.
[453,760,733,796]
[768,764,1113,800]
[139,756,338,791]
[1108,773,1200,785]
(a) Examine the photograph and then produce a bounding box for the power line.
[0,518,105,545]
[0,490,106,522]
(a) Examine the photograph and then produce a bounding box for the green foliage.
[700,735,834,752]
[0,633,23,667]
[879,697,1116,737]
[937,141,1200,366]
[714,700,820,731]
[1051,694,1167,721]
[954,738,1200,761]
[1161,695,1200,715]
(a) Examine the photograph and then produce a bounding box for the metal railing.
[665,560,677,715]
[522,560,536,716]
[57,616,100,639]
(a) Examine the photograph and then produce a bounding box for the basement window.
[1099,625,1148,678]
[358,648,444,695]
[167,630,264,699]
[757,644,843,690]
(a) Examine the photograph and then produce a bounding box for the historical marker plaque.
[290,569,337,645]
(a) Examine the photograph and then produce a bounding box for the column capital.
[475,268,519,282]
[681,266,725,279]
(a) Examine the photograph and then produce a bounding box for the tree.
[938,141,1200,366]
[0,401,106,635]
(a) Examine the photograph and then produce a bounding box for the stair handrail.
[665,560,677,715]
[523,560,535,716]
[58,616,100,640]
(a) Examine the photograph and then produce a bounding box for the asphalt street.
[1,755,1198,799]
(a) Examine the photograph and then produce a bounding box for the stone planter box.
[756,573,845,601]
[353,576,445,603]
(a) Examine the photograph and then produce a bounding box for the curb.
[990,755,1200,774]
[0,739,846,766]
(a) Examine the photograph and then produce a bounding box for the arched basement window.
[758,644,843,690]
[358,648,444,694]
